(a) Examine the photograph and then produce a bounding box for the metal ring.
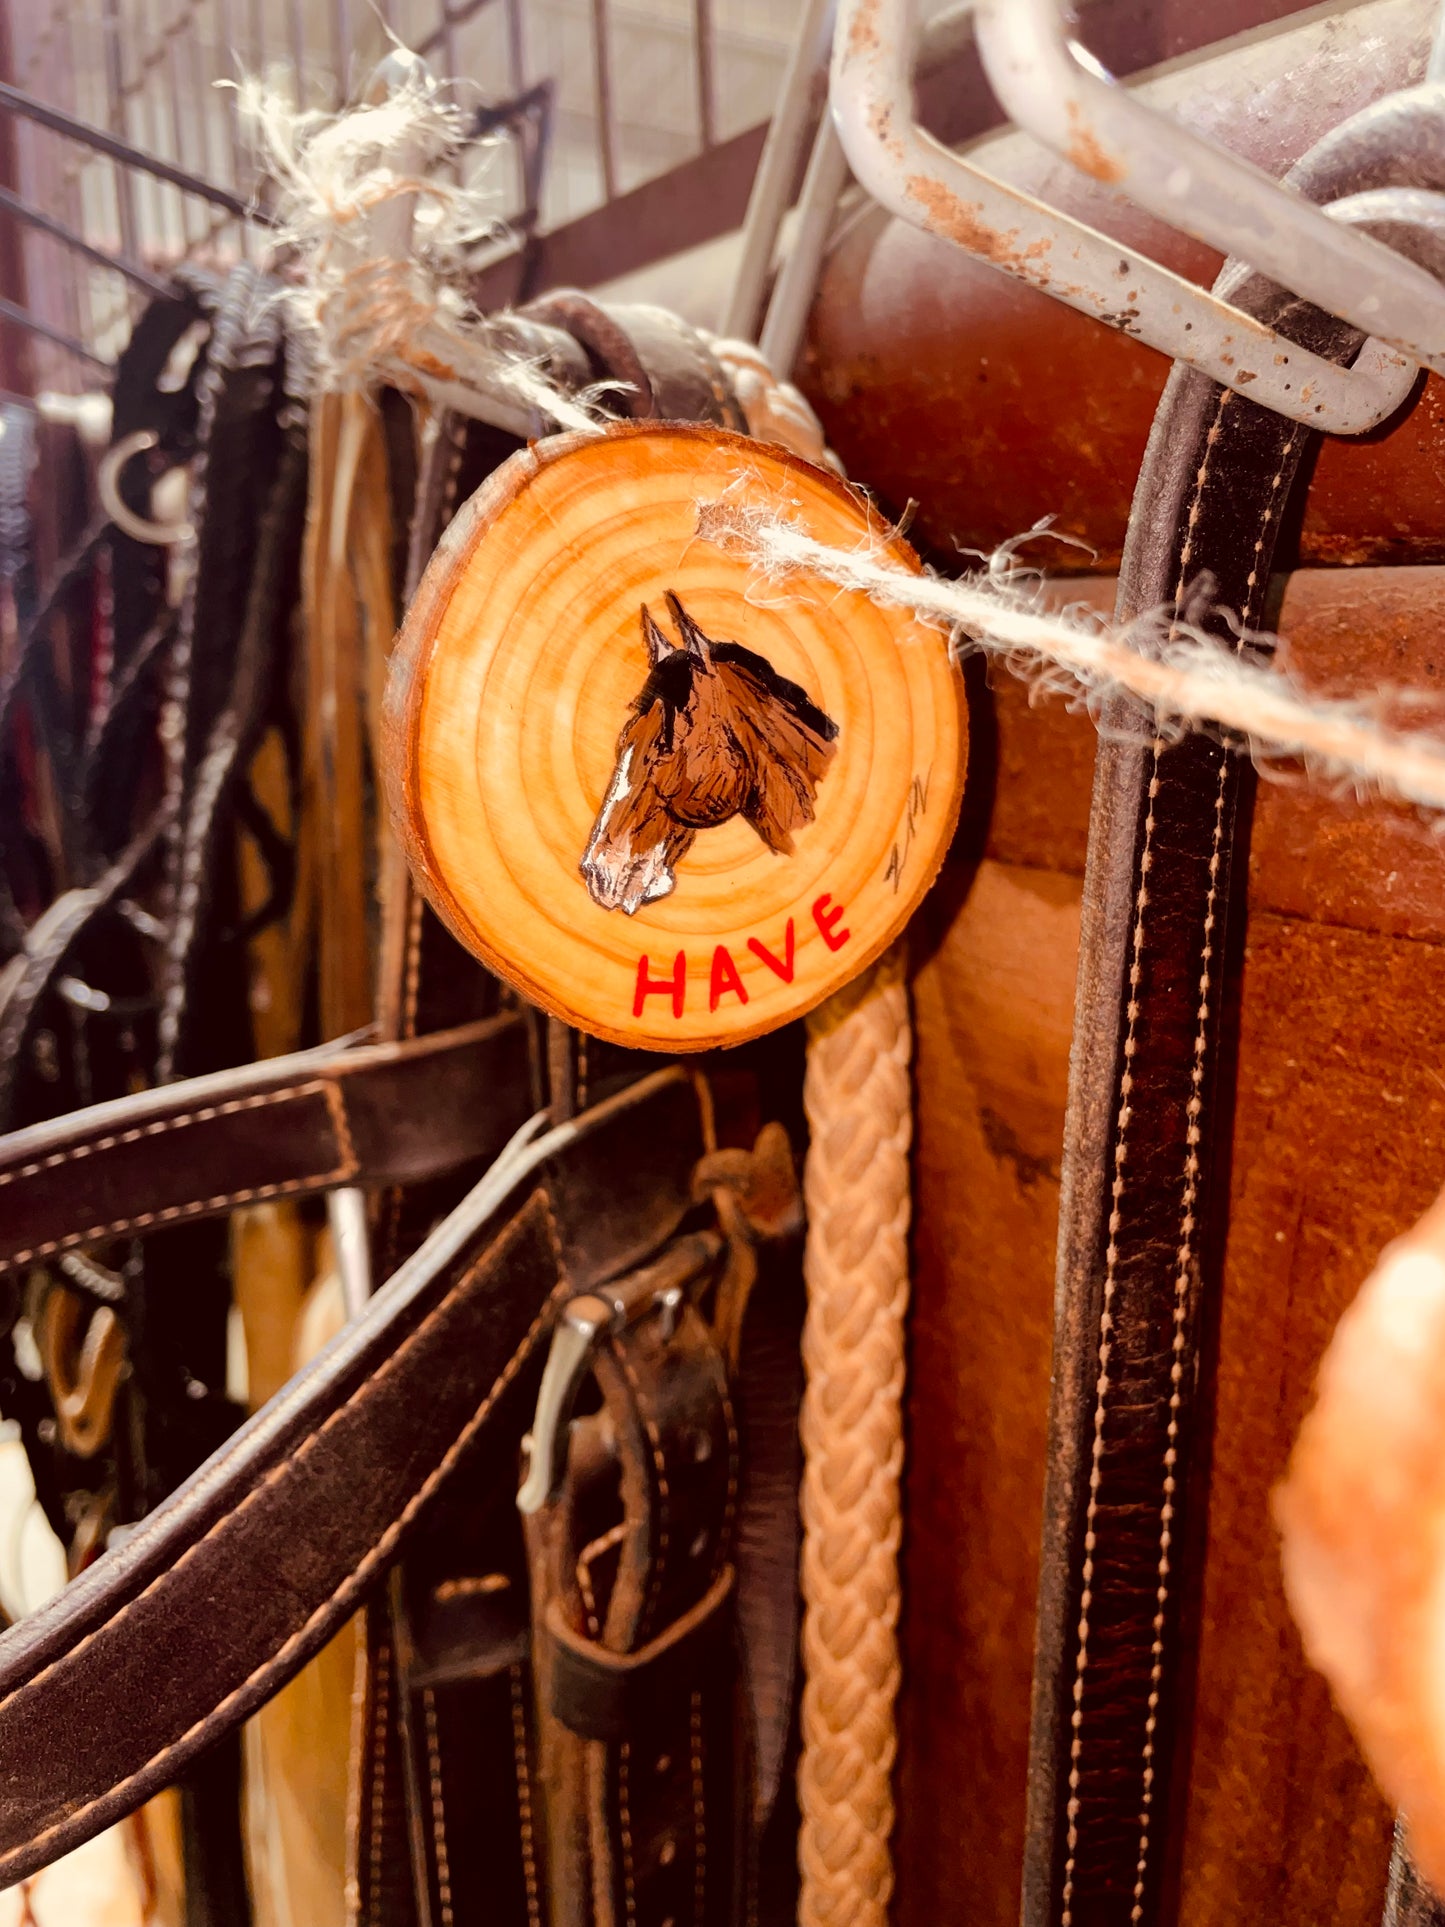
[96,429,193,545]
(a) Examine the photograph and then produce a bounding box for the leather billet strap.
[0,1013,531,1277]
[0,1066,705,1887]
[526,1252,741,1927]
[1024,88,1445,1927]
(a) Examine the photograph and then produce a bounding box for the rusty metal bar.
[0,79,258,220]
[591,0,619,201]
[719,0,831,339]
[333,0,351,102]
[974,0,1445,376]
[100,0,141,262]
[0,296,113,372]
[504,0,526,92]
[756,110,847,373]
[0,185,170,296]
[832,0,1419,433]
[694,0,716,150]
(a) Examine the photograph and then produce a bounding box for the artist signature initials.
[885,769,932,895]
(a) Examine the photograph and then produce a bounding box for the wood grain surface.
[897,567,1445,1927]
[385,422,965,1051]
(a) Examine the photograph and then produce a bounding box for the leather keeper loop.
[545,1564,735,1743]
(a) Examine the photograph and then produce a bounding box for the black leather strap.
[1025,87,1445,1927]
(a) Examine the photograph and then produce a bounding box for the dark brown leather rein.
[1026,86,1445,1927]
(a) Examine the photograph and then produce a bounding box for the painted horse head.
[580,591,840,915]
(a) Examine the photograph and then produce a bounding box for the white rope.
[699,502,1445,820]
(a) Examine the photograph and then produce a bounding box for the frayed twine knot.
[237,63,613,434]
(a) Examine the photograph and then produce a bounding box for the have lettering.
[632,895,851,1020]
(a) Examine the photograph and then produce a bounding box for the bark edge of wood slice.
[384,420,966,1052]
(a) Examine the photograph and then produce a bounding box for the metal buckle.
[516,1231,720,1515]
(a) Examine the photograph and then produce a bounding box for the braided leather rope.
[799,952,911,1927]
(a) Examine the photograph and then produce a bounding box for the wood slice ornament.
[385,421,965,1051]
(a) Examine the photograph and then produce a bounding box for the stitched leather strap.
[543,1568,737,1744]
[0,1013,531,1276]
[1024,88,1445,1927]
[527,1280,740,1927]
[0,1066,705,1887]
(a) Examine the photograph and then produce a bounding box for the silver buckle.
[515,1233,717,1515]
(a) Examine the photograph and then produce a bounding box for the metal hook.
[38,1284,127,1461]
[829,0,1422,434]
[971,0,1445,376]
[97,430,193,546]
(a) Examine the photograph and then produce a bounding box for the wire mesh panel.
[0,0,805,391]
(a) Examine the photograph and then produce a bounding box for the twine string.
[698,500,1445,820]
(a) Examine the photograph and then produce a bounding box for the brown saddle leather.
[0,1066,703,1885]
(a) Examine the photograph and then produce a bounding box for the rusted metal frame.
[0,0,32,397]
[504,0,526,92]
[694,0,716,151]
[591,0,619,201]
[830,0,1418,432]
[472,80,554,239]
[0,296,113,373]
[332,0,350,105]
[719,0,832,340]
[972,0,1445,375]
[470,119,770,308]
[0,81,259,221]
[0,185,170,297]
[99,0,141,265]
[469,0,1325,312]
[756,111,847,372]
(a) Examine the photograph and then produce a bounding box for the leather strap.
[1025,87,1445,1927]
[0,1013,532,1277]
[518,293,745,430]
[356,404,533,1927]
[526,1256,740,1927]
[0,1065,706,1887]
